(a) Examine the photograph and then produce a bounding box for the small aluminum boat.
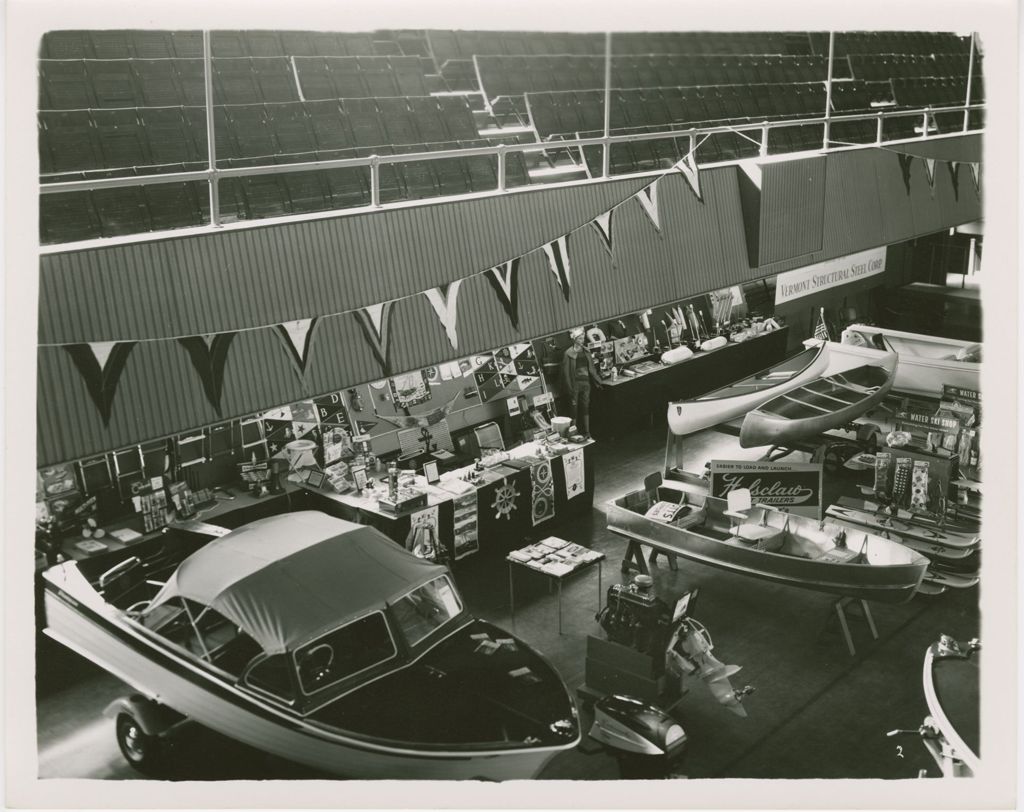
[739,342,898,448]
[667,343,829,436]
[41,511,579,779]
[841,324,980,398]
[606,480,927,604]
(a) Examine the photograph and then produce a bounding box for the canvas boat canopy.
[145,511,446,654]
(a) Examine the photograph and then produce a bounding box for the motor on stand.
[588,694,688,778]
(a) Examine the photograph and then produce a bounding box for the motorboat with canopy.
[42,511,579,779]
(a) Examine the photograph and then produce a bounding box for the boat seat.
[734,524,786,553]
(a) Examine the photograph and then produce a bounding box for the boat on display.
[888,635,979,776]
[841,324,981,398]
[738,342,898,448]
[606,479,928,604]
[667,343,829,436]
[41,511,579,779]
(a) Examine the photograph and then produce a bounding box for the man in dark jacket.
[561,328,604,439]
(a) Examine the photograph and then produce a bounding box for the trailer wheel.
[115,712,164,775]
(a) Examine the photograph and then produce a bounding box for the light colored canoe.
[841,324,980,398]
[667,343,829,436]
[739,343,897,448]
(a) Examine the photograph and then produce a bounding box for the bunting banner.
[634,181,661,231]
[897,154,914,195]
[484,258,522,329]
[673,151,702,201]
[423,280,463,350]
[591,210,615,257]
[64,341,137,426]
[947,161,961,201]
[542,235,572,302]
[969,162,980,192]
[178,333,236,415]
[275,317,319,377]
[354,301,394,375]
[923,157,937,192]
[530,459,556,526]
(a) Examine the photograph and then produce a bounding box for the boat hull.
[739,345,897,448]
[42,577,571,780]
[841,325,980,398]
[667,344,829,436]
[606,493,927,604]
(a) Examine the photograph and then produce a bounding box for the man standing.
[561,328,604,439]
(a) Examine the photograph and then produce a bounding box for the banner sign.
[774,247,887,305]
[709,460,824,519]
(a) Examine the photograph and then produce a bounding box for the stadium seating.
[37,28,985,243]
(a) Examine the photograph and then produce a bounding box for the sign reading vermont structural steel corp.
[774,247,888,305]
[709,460,824,519]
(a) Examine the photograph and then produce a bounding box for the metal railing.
[38,101,985,197]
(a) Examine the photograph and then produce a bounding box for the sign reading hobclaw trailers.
[710,461,824,519]
[774,247,887,304]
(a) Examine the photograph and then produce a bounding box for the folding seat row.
[38,57,304,110]
[39,180,213,244]
[42,30,203,59]
[293,55,436,100]
[38,140,516,245]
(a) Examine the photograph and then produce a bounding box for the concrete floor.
[35,423,979,781]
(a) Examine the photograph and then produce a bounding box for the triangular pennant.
[484,258,521,329]
[897,154,914,195]
[354,302,394,374]
[275,317,318,376]
[923,157,936,189]
[634,181,661,231]
[423,280,463,350]
[178,333,236,415]
[64,341,136,426]
[969,162,980,192]
[591,210,615,256]
[542,235,572,302]
[947,161,961,201]
[673,152,702,201]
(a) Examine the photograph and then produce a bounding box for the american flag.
[813,308,831,341]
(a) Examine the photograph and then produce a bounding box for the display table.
[302,439,595,560]
[507,536,605,634]
[42,482,302,570]
[591,327,789,438]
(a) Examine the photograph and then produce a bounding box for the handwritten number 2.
[896,746,904,758]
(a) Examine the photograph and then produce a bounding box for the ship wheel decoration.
[491,478,520,520]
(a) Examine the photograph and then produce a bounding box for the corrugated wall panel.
[39,177,653,345]
[759,157,827,265]
[37,142,982,463]
[874,151,919,244]
[819,150,885,257]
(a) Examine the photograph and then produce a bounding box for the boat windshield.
[390,575,463,647]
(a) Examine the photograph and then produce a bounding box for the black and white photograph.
[5,0,1019,808]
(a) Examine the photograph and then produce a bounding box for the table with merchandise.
[507,536,605,634]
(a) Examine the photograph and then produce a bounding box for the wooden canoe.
[667,343,829,436]
[841,324,980,398]
[739,344,897,448]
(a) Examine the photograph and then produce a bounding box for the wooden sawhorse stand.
[827,596,879,656]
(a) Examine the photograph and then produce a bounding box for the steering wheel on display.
[302,643,335,685]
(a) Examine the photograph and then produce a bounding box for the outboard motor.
[588,694,687,778]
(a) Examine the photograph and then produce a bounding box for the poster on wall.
[773,247,887,305]
[389,370,432,409]
[709,460,824,519]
